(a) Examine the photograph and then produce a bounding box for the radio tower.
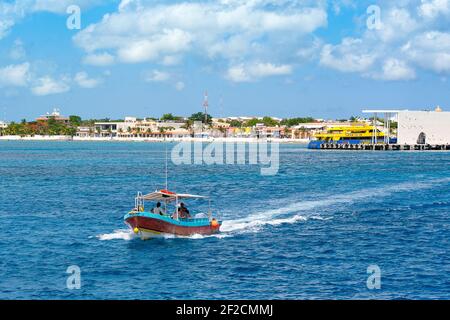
[203,91,209,125]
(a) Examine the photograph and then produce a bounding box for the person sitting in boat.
[178,202,191,219]
[151,202,165,215]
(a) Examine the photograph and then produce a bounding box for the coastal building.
[290,123,326,139]
[0,121,8,129]
[36,108,69,124]
[362,107,450,145]
[87,117,190,138]
[397,107,450,145]
[76,126,93,138]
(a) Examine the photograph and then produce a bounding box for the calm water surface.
[0,141,449,299]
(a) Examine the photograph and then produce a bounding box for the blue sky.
[0,0,449,121]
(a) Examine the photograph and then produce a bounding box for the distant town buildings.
[75,116,330,140]
[3,105,448,144]
[36,108,69,124]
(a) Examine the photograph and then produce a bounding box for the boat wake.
[97,229,137,241]
[96,228,232,241]
[97,177,450,241]
[220,177,450,234]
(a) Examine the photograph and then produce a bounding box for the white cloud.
[226,62,292,82]
[175,81,185,91]
[404,31,450,73]
[118,0,142,13]
[82,52,115,66]
[144,70,171,82]
[320,38,377,73]
[73,1,327,65]
[117,29,192,63]
[0,63,30,87]
[319,3,450,80]
[0,2,26,39]
[161,55,182,66]
[31,76,70,96]
[9,39,26,60]
[32,0,106,13]
[377,8,418,43]
[74,72,102,88]
[373,58,416,81]
[418,0,450,19]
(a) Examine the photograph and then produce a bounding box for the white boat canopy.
[140,190,207,202]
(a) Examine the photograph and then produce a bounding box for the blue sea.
[0,141,449,299]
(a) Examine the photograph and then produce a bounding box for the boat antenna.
[165,139,168,190]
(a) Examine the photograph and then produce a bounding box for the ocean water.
[0,141,449,300]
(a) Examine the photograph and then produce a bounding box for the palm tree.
[182,120,194,137]
[217,126,227,137]
[136,127,142,137]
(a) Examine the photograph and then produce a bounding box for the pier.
[318,143,450,151]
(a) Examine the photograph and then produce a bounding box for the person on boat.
[178,202,190,219]
[152,202,165,215]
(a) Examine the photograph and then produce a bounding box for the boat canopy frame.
[134,190,212,221]
[139,190,207,203]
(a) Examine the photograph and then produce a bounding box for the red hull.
[125,216,221,236]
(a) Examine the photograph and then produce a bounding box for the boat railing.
[178,217,210,223]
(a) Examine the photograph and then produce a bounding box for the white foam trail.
[97,229,230,241]
[97,229,136,241]
[221,177,450,233]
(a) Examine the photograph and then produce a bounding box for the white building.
[397,108,450,145]
[90,117,189,138]
[0,121,8,129]
[363,107,450,145]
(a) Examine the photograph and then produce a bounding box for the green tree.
[161,113,181,121]
[189,112,212,124]
[262,116,279,127]
[69,115,82,126]
[244,118,262,127]
[280,117,315,127]
[227,120,242,127]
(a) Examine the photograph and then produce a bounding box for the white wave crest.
[97,229,136,241]
[220,177,450,234]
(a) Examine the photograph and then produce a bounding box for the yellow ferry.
[308,124,386,149]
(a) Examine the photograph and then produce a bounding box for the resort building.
[36,108,69,124]
[363,106,450,145]
[86,117,190,138]
[76,126,93,138]
[397,107,450,145]
[93,117,137,137]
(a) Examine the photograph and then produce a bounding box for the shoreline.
[0,135,309,144]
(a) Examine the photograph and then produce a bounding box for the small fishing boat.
[124,189,222,239]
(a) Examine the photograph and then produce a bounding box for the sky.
[0,0,450,121]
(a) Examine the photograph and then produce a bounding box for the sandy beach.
[0,135,309,144]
